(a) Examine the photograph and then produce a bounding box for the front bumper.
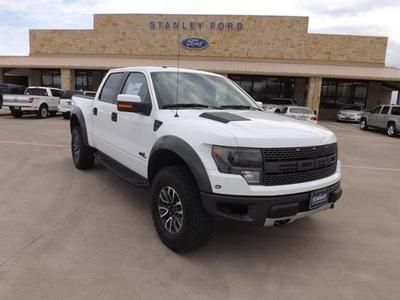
[58,105,72,113]
[201,181,342,226]
[336,115,361,122]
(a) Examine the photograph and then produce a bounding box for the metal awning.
[1,55,400,81]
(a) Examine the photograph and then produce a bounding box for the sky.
[0,0,399,67]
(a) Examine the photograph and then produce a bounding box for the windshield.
[151,72,259,110]
[342,105,362,111]
[289,107,313,114]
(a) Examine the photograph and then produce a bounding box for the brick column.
[306,77,322,115]
[29,70,42,86]
[61,69,74,90]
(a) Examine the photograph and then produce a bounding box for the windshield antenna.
[174,31,181,118]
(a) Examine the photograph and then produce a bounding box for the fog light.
[241,171,261,184]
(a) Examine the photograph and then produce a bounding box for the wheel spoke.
[159,206,169,218]
[158,186,184,234]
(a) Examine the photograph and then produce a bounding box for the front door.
[369,106,382,127]
[114,72,155,178]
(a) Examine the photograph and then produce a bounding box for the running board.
[96,152,149,187]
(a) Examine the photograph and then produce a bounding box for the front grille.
[263,143,337,186]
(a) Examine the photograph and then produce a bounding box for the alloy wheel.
[158,186,184,234]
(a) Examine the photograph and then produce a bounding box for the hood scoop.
[199,112,250,124]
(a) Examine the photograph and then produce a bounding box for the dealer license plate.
[310,189,329,209]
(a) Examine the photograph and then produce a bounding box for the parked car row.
[1,86,95,119]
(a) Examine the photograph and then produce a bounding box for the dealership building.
[0,14,400,119]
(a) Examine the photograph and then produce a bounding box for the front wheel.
[151,166,215,253]
[387,123,398,137]
[71,127,95,169]
[360,119,368,130]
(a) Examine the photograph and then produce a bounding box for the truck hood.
[165,110,336,148]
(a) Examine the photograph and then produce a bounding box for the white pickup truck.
[2,86,63,118]
[70,67,342,252]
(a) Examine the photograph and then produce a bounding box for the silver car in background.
[360,105,400,137]
[280,106,318,123]
[336,104,363,122]
[262,98,296,113]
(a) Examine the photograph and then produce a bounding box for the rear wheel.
[38,104,48,119]
[11,110,22,118]
[387,123,398,137]
[151,165,215,253]
[360,118,368,130]
[71,127,95,169]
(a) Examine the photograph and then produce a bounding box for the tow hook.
[274,219,291,227]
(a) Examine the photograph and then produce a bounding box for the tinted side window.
[391,107,400,115]
[122,73,150,102]
[99,73,124,104]
[51,89,63,97]
[381,106,390,114]
[25,88,48,96]
[371,106,382,114]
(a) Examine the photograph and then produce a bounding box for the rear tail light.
[311,116,318,121]
[29,97,34,103]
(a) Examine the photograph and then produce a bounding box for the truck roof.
[109,66,224,77]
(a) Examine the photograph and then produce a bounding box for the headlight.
[211,146,263,184]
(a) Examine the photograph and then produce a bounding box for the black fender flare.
[149,136,212,193]
[70,106,89,146]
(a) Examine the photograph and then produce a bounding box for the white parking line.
[0,141,67,148]
[342,164,400,172]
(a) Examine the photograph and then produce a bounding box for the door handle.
[111,112,118,122]
[93,107,98,116]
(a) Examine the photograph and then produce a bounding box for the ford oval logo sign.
[181,37,209,50]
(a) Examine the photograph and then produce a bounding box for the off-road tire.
[360,118,368,130]
[151,165,215,253]
[38,104,48,119]
[71,127,95,170]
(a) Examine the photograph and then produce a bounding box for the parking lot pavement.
[0,114,399,300]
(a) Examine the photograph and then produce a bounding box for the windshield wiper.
[162,103,222,110]
[220,105,259,110]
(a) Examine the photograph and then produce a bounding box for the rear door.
[92,72,125,158]
[50,89,63,110]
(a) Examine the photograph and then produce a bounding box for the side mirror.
[256,101,263,108]
[117,94,151,115]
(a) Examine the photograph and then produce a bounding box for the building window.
[41,70,61,88]
[321,79,368,108]
[228,75,295,102]
[75,71,93,91]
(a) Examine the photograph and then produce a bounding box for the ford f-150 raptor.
[70,67,342,252]
[2,86,63,118]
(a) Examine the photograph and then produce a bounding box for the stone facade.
[61,69,74,90]
[29,14,388,67]
[306,77,323,114]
